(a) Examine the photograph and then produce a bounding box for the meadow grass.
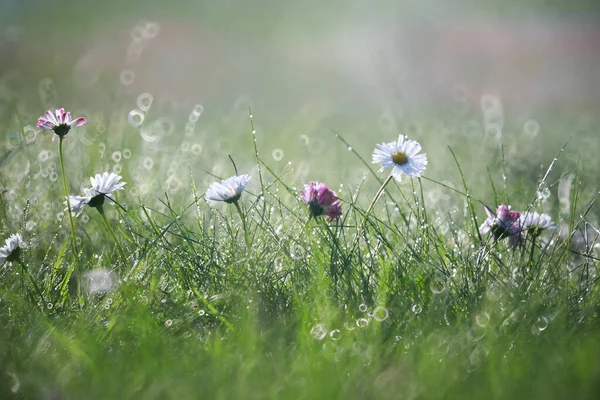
[1,77,600,398]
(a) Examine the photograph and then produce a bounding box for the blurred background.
[1,0,599,218]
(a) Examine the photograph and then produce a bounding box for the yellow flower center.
[392,151,408,165]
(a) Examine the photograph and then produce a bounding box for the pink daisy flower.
[479,204,523,247]
[37,108,87,141]
[302,182,342,221]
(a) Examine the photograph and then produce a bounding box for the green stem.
[97,205,128,267]
[233,200,250,250]
[528,234,537,278]
[58,137,79,258]
[365,175,394,217]
[349,174,394,255]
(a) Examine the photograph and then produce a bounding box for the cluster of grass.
[1,95,599,399]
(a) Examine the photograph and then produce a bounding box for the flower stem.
[349,174,394,255]
[58,137,79,258]
[97,205,128,267]
[233,200,250,250]
[365,175,394,217]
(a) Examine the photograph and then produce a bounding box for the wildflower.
[519,211,554,235]
[65,195,90,217]
[86,172,127,208]
[0,233,28,264]
[479,204,522,246]
[301,181,342,221]
[65,172,126,214]
[372,134,427,182]
[37,108,87,141]
[206,174,251,204]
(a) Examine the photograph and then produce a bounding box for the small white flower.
[65,195,91,216]
[372,134,427,182]
[206,174,251,204]
[64,172,126,215]
[87,172,127,200]
[0,233,28,264]
[519,211,554,232]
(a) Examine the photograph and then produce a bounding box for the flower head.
[302,181,343,221]
[65,195,91,216]
[372,134,427,182]
[37,108,86,141]
[206,174,251,204]
[519,211,554,235]
[479,204,522,246]
[0,233,28,264]
[65,172,126,214]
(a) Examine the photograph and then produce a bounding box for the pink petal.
[70,117,86,128]
[37,118,54,130]
[44,110,58,125]
[55,108,66,124]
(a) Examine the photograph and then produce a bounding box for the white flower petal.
[371,134,427,182]
[206,174,251,203]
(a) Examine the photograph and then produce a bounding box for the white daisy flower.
[372,134,428,182]
[0,233,28,264]
[519,211,554,233]
[87,172,127,199]
[64,172,126,214]
[65,195,91,216]
[206,174,251,204]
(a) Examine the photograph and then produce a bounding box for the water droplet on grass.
[311,323,327,340]
[372,306,389,321]
[329,329,341,340]
[356,318,369,328]
[531,316,548,335]
[430,276,447,294]
[475,312,490,327]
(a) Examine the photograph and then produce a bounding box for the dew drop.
[329,329,341,340]
[310,323,327,340]
[372,306,389,322]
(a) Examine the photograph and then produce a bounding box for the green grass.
[2,6,600,396]
[1,103,600,399]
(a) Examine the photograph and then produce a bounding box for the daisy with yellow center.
[372,134,427,182]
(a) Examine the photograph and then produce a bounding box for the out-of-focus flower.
[206,174,251,204]
[83,269,118,294]
[479,204,522,246]
[37,108,86,141]
[519,211,554,235]
[480,204,555,247]
[301,181,343,221]
[0,233,28,264]
[372,134,427,182]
